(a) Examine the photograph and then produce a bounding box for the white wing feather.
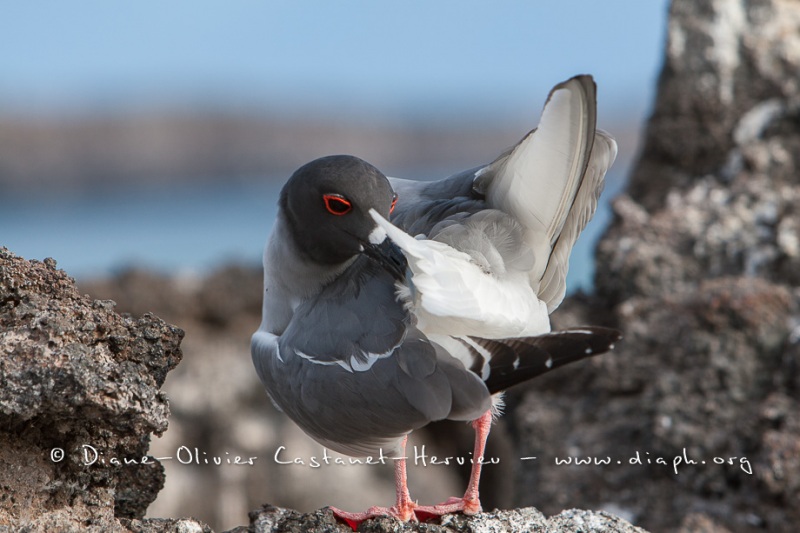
[370,210,550,339]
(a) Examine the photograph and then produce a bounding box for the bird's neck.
[259,213,355,334]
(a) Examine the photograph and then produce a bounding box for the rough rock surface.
[0,248,201,531]
[226,505,647,533]
[625,0,800,213]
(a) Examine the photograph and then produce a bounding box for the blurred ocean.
[0,167,625,294]
[1,178,280,279]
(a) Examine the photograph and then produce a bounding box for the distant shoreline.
[0,110,639,194]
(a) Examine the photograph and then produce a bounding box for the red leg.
[331,435,417,529]
[415,409,493,520]
[462,409,493,512]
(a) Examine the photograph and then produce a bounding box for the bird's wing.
[251,252,620,455]
[388,168,487,238]
[431,326,622,395]
[536,130,617,308]
[279,256,408,368]
[478,75,616,312]
[388,76,616,315]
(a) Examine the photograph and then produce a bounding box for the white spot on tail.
[545,357,553,369]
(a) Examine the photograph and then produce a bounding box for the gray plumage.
[253,254,491,457]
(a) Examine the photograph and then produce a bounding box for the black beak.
[362,237,407,281]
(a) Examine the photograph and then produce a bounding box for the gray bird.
[251,75,620,526]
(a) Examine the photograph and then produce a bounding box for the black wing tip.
[474,326,623,394]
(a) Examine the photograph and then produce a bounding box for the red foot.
[330,503,418,530]
[414,496,482,521]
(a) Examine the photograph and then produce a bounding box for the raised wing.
[477,75,616,312]
[389,76,616,316]
[536,130,617,308]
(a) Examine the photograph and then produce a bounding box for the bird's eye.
[390,193,398,214]
[323,194,352,215]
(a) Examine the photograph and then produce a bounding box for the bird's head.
[279,154,405,278]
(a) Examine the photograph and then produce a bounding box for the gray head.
[279,155,402,271]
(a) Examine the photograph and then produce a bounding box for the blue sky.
[1,1,669,122]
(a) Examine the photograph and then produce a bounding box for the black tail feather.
[471,326,622,394]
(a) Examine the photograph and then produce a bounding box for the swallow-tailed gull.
[251,74,620,526]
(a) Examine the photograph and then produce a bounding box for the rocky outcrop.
[0,248,198,531]
[624,0,800,213]
[504,0,800,531]
[600,0,800,303]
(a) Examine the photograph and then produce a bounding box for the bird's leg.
[461,409,493,512]
[330,435,417,529]
[392,438,415,514]
[415,409,493,519]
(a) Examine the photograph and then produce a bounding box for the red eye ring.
[323,194,352,215]
[390,193,398,214]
